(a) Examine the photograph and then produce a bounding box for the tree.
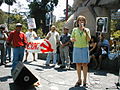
[63,4,73,20]
[54,20,66,34]
[110,9,120,39]
[111,9,120,31]
[0,0,16,6]
[0,9,7,24]
[28,0,58,34]
[6,13,27,32]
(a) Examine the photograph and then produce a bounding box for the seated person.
[89,36,98,68]
[97,34,110,70]
[89,36,97,55]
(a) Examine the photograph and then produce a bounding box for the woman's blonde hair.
[76,15,87,27]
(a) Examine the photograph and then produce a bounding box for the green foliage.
[111,20,117,33]
[112,30,120,38]
[28,1,45,31]
[0,8,28,32]
[8,23,28,32]
[110,9,120,39]
[37,20,65,38]
[0,9,7,24]
[28,0,58,34]
[37,28,46,39]
[111,19,120,39]
[8,23,16,30]
[21,24,28,33]
[63,4,73,19]
[9,14,23,23]
[54,20,66,34]
[8,14,27,31]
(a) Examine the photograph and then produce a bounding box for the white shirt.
[46,31,59,53]
[0,32,7,44]
[26,31,37,42]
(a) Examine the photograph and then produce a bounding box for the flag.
[26,39,54,53]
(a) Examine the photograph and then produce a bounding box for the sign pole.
[66,0,68,21]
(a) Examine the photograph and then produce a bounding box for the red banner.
[26,39,54,53]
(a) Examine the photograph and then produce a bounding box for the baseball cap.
[64,26,69,30]
[16,23,22,27]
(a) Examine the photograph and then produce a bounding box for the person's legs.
[46,53,52,65]
[59,47,65,67]
[3,44,6,64]
[32,53,35,61]
[76,63,82,82]
[91,55,98,69]
[8,46,11,61]
[75,63,82,86]
[24,50,28,62]
[64,47,70,69]
[12,48,20,69]
[1,44,6,65]
[53,53,57,65]
[57,53,61,64]
[82,63,88,86]
[6,46,8,59]
[6,46,11,62]
[97,55,102,69]
[19,47,25,62]
[1,45,5,65]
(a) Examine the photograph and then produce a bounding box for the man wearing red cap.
[7,23,27,70]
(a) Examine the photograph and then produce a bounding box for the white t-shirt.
[26,31,37,42]
[46,31,59,53]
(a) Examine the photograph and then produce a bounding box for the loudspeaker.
[118,68,120,86]
[11,62,38,86]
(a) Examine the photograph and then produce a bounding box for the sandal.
[33,59,36,61]
[24,60,27,62]
[83,81,87,87]
[83,83,86,86]
[75,80,81,87]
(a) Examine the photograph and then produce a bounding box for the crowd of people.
[0,15,117,87]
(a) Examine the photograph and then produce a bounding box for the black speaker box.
[11,62,38,86]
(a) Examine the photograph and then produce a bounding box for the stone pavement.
[0,53,120,90]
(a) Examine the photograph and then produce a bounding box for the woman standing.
[71,15,91,87]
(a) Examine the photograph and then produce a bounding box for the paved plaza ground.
[0,53,120,90]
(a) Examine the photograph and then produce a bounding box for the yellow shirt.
[71,27,90,48]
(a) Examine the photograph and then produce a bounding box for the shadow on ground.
[69,86,87,90]
[0,75,12,82]
[24,60,119,76]
[24,62,55,69]
[9,83,37,90]
[89,68,119,76]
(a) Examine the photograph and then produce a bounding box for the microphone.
[81,23,84,27]
[80,23,85,31]
[79,23,84,28]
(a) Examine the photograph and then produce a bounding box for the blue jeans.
[6,46,11,60]
[12,46,25,69]
[46,53,57,65]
